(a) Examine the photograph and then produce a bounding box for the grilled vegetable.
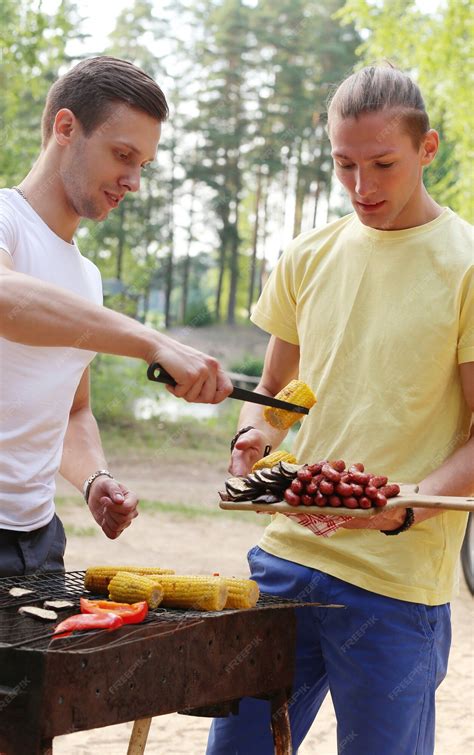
[43,600,74,610]
[84,566,174,595]
[263,380,316,430]
[108,573,164,609]
[151,575,228,612]
[80,597,148,624]
[9,587,34,598]
[252,451,297,471]
[223,578,260,609]
[18,606,58,621]
[53,612,123,639]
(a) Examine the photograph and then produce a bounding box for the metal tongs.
[147,363,310,415]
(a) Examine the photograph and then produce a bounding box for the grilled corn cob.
[252,451,297,471]
[223,578,260,609]
[263,380,316,430]
[84,566,175,595]
[152,575,228,611]
[108,572,164,609]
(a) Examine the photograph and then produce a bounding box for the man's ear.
[53,109,80,146]
[420,129,439,167]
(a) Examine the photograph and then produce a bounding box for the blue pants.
[207,546,451,755]
[0,514,66,577]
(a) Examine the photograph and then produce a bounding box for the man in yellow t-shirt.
[207,66,473,755]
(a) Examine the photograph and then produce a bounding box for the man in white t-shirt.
[0,57,232,576]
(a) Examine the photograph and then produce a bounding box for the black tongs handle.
[147,363,309,415]
[147,363,177,386]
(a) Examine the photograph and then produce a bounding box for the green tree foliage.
[0,0,80,185]
[338,0,474,221]
[1,0,360,328]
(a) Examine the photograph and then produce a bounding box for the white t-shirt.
[0,189,103,531]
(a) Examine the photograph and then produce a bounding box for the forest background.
[1,0,472,432]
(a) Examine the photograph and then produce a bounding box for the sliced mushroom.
[18,606,58,621]
[9,587,34,598]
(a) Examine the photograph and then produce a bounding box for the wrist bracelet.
[381,507,415,536]
[230,426,255,452]
[82,470,113,504]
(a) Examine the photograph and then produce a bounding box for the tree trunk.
[312,180,321,227]
[142,284,151,324]
[116,202,126,281]
[164,138,176,329]
[326,172,333,223]
[215,239,227,322]
[247,165,262,317]
[259,174,270,297]
[181,181,196,323]
[226,220,240,325]
[292,139,305,238]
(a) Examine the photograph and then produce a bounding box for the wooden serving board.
[219,486,474,518]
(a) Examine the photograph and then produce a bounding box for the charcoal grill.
[0,571,322,754]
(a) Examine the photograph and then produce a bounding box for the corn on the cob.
[84,566,175,595]
[108,572,164,609]
[223,578,260,609]
[151,575,228,612]
[252,451,297,471]
[263,380,316,430]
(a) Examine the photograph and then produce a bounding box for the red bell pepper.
[53,611,123,639]
[80,597,148,624]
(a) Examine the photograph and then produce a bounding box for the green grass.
[98,403,240,463]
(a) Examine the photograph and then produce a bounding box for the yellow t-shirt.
[251,208,473,605]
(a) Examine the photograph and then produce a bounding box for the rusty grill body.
[0,572,298,754]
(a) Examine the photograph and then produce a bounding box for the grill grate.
[0,571,326,652]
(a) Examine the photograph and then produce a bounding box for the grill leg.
[127,718,152,755]
[270,690,292,755]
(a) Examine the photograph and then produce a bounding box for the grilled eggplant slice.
[9,587,34,598]
[43,600,74,610]
[18,606,58,621]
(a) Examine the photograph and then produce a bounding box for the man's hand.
[150,335,233,404]
[340,506,407,531]
[87,477,139,539]
[229,428,270,476]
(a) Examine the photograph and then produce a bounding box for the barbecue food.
[53,612,123,638]
[108,573,164,609]
[252,451,297,471]
[9,587,34,597]
[220,460,304,503]
[80,598,149,624]
[223,578,259,609]
[149,575,228,611]
[263,380,316,429]
[44,600,74,610]
[221,459,400,509]
[282,460,400,509]
[84,565,175,594]
[18,606,58,621]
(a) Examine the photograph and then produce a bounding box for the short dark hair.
[41,56,169,147]
[327,64,430,148]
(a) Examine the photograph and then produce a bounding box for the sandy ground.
[53,474,474,755]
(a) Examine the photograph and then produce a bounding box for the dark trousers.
[0,514,66,577]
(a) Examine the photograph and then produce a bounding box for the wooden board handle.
[219,492,474,518]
